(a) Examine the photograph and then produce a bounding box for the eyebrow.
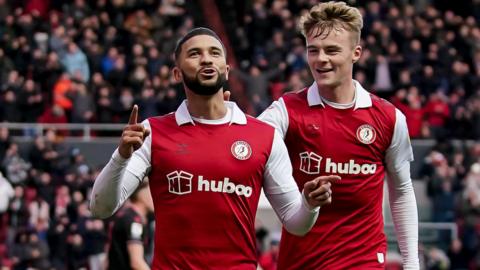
[306,45,341,50]
[186,46,223,54]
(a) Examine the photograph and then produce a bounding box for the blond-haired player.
[259,2,419,269]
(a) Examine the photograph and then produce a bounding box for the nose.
[200,52,213,65]
[317,50,328,63]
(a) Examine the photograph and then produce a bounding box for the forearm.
[131,261,150,270]
[263,129,319,235]
[267,190,319,236]
[387,164,419,269]
[90,149,142,218]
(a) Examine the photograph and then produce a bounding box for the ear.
[225,64,230,80]
[352,45,362,63]
[172,66,182,83]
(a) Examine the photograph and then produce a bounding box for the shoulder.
[370,94,397,116]
[246,115,275,131]
[282,87,308,103]
[370,94,396,110]
[368,94,398,129]
[147,113,176,127]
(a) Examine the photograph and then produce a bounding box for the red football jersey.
[274,86,397,269]
[147,113,274,270]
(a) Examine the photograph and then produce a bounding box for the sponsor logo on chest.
[299,152,377,175]
[166,170,252,197]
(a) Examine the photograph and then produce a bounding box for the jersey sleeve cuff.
[112,148,130,165]
[302,190,320,213]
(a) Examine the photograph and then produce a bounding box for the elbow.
[283,223,312,237]
[89,199,116,219]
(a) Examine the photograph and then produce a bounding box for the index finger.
[129,105,138,125]
[223,90,231,101]
[315,175,341,185]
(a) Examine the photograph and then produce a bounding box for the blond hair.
[299,1,363,45]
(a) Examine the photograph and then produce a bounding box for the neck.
[185,90,227,119]
[318,79,355,104]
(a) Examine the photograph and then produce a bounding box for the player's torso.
[279,91,395,269]
[148,115,273,270]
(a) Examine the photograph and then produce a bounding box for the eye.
[308,48,319,54]
[211,50,221,57]
[326,48,340,55]
[188,51,199,57]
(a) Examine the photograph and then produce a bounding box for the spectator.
[233,63,286,114]
[424,91,450,138]
[0,127,12,162]
[1,143,31,185]
[0,172,14,243]
[17,79,44,123]
[85,218,107,270]
[68,81,94,124]
[61,42,90,83]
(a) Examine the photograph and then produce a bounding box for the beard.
[182,69,227,96]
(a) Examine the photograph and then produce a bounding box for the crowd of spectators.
[0,0,480,269]
[0,0,479,140]
[225,0,480,139]
[0,127,112,269]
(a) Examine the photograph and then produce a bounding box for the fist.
[118,105,150,159]
[303,175,341,208]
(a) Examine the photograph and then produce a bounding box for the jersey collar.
[307,80,372,110]
[175,100,247,126]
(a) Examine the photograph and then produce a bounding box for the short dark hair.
[174,27,226,61]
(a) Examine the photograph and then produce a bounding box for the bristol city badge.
[231,141,252,160]
[356,124,376,144]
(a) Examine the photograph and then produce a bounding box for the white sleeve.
[263,130,319,236]
[385,109,419,270]
[89,120,152,218]
[258,98,289,139]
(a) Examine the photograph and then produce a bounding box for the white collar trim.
[174,100,247,126]
[307,80,372,110]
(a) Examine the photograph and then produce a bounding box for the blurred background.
[0,0,479,269]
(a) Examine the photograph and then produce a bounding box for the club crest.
[356,124,376,144]
[231,141,252,160]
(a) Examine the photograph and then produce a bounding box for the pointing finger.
[223,90,231,101]
[317,175,341,185]
[128,105,138,125]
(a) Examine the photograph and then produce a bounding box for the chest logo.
[356,124,376,144]
[299,151,322,174]
[231,141,252,160]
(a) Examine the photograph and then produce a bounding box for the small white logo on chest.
[356,124,376,144]
[231,141,252,160]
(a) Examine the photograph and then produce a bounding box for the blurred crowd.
[0,0,480,269]
[0,0,479,140]
[224,0,480,140]
[414,140,480,270]
[0,127,111,269]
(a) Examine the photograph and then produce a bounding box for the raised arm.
[90,105,152,218]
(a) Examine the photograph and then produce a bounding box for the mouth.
[316,68,334,74]
[199,67,218,78]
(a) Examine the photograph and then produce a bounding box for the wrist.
[302,190,320,213]
[112,148,130,164]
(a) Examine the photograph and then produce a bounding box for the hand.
[223,90,231,101]
[118,105,150,159]
[303,175,341,208]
